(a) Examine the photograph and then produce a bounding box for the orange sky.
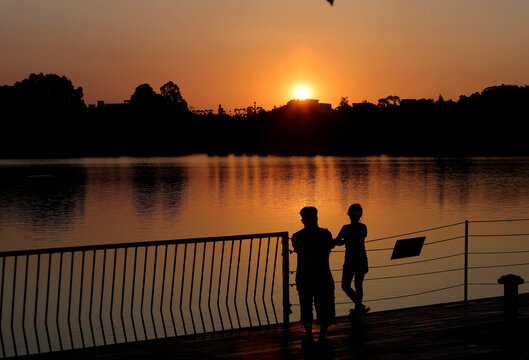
[1,0,528,110]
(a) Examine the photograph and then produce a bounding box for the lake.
[1,155,529,315]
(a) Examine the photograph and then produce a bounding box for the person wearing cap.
[334,203,370,315]
[291,206,335,344]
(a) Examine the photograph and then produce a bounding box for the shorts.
[296,275,335,326]
[343,260,369,276]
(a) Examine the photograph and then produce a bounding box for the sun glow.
[295,87,309,100]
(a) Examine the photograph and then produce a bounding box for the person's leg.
[298,289,314,341]
[314,279,335,340]
[341,265,357,303]
[319,323,328,339]
[353,272,365,308]
[303,321,313,341]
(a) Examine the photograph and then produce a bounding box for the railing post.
[281,233,290,327]
[464,220,468,305]
[498,274,524,326]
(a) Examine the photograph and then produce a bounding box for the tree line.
[1,73,528,158]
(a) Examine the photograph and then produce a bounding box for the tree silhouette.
[378,95,401,108]
[6,73,85,113]
[130,84,163,107]
[336,96,351,110]
[0,73,86,157]
[160,81,189,111]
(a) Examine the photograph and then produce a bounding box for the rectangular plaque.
[391,236,426,260]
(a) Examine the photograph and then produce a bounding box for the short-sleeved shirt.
[340,222,368,270]
[292,226,334,285]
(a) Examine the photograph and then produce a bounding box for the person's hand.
[333,239,344,247]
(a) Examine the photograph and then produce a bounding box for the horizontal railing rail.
[0,232,288,358]
[0,232,288,258]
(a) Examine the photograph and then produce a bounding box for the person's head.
[300,206,318,228]
[347,203,363,221]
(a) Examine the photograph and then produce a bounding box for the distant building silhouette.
[91,100,130,110]
[286,99,332,111]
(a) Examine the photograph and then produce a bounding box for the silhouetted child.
[334,204,370,315]
[292,206,335,345]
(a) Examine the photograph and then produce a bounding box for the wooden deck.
[23,293,529,360]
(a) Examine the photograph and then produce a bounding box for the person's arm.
[291,233,299,253]
[326,229,335,250]
[333,226,346,246]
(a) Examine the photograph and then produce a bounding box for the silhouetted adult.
[292,206,335,344]
[334,204,369,315]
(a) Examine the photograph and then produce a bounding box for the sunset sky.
[1,0,528,110]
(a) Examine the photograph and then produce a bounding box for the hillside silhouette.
[1,73,528,158]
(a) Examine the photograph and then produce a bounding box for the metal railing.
[289,218,529,310]
[0,232,289,358]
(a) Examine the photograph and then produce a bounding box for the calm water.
[2,155,529,249]
[1,155,529,312]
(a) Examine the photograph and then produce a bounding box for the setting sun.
[295,87,309,100]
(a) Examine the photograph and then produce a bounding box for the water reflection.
[434,161,448,212]
[218,162,229,204]
[335,160,370,211]
[0,166,86,231]
[131,165,187,220]
[132,166,157,219]
[276,158,294,182]
[234,160,245,200]
[247,157,257,200]
[1,156,529,252]
[258,156,272,198]
[159,167,187,219]
[447,160,471,213]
